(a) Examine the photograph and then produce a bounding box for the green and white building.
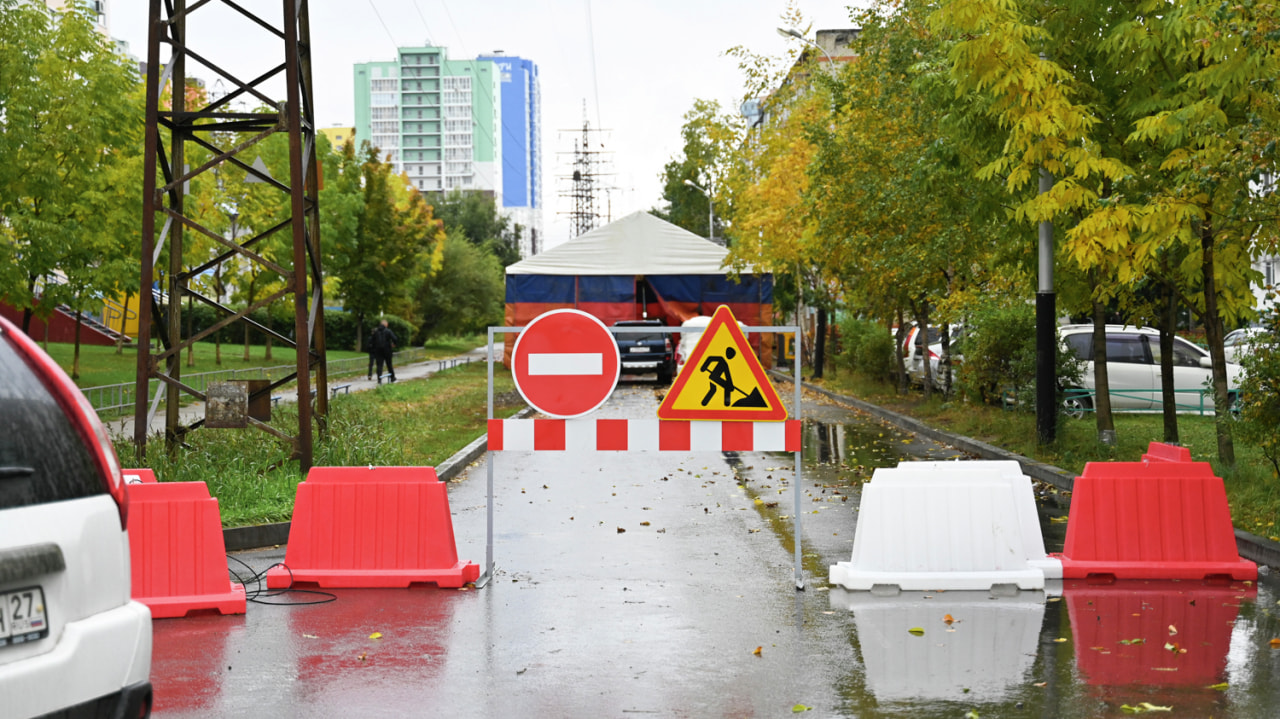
[354,46,502,197]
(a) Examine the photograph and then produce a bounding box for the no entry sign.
[511,309,621,418]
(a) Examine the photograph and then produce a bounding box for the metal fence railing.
[1060,387,1234,417]
[82,347,444,416]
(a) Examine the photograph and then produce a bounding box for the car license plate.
[1,586,48,647]
[628,347,648,353]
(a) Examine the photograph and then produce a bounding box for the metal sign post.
[480,322,804,590]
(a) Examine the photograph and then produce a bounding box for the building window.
[371,79,398,92]
[371,93,397,107]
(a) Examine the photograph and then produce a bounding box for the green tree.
[0,1,143,353]
[413,234,504,338]
[428,189,521,266]
[653,99,744,239]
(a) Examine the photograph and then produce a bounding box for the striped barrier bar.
[487,418,802,452]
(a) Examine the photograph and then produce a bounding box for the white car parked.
[0,316,152,718]
[1223,326,1268,363]
[1059,324,1242,415]
[674,315,747,378]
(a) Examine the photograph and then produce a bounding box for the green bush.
[957,302,1081,412]
[1236,313,1280,476]
[837,316,895,381]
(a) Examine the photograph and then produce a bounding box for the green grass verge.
[114,361,521,527]
[42,333,485,388]
[816,371,1280,539]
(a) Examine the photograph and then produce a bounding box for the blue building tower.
[477,53,542,257]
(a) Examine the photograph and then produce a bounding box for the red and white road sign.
[511,309,621,418]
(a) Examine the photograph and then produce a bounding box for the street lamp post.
[683,178,715,244]
[776,27,834,67]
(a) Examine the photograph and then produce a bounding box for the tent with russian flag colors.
[503,211,774,366]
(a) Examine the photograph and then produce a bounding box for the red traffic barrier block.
[265,466,479,589]
[127,481,246,618]
[1054,455,1256,581]
[1141,442,1193,463]
[122,468,158,484]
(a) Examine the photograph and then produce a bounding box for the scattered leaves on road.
[943,614,955,625]
[368,632,383,640]
[753,646,763,656]
[1119,702,1172,713]
[791,705,811,713]
[908,627,925,636]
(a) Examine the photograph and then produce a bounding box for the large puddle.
[735,416,1280,717]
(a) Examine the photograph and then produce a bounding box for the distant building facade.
[354,45,543,258]
[354,46,502,197]
[477,53,542,257]
[318,125,356,154]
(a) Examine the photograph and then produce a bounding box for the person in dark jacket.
[369,319,397,384]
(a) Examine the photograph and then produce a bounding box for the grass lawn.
[815,370,1280,538]
[42,333,486,388]
[115,361,521,527]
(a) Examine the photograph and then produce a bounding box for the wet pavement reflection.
[146,388,1280,717]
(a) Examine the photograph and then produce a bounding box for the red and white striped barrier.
[488,419,801,452]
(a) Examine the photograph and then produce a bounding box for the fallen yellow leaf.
[753,646,763,656]
[943,614,955,626]
[1270,638,1280,649]
[368,632,383,640]
[908,627,925,636]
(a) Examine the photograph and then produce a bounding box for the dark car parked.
[612,320,675,383]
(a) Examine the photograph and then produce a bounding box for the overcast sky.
[108,1,860,249]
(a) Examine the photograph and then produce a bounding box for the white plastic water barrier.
[829,589,1045,701]
[829,460,1063,591]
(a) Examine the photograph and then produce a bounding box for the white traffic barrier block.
[829,460,1062,591]
[829,589,1045,701]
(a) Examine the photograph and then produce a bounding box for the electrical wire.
[227,554,337,606]
[583,0,603,131]
[367,0,400,49]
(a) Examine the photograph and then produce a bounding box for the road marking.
[528,352,603,375]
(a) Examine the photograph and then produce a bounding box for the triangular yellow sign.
[658,305,787,421]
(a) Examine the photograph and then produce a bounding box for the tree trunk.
[915,298,933,401]
[1199,220,1235,466]
[265,336,273,361]
[812,306,827,380]
[115,294,129,355]
[214,267,222,365]
[939,323,952,399]
[72,308,82,380]
[21,274,35,334]
[1091,299,1116,445]
[1159,284,1179,444]
[895,305,909,395]
[355,314,365,354]
[186,294,195,367]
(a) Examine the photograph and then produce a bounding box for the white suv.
[0,316,152,718]
[1059,324,1242,415]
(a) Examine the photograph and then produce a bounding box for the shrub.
[1236,313,1280,476]
[957,301,1082,412]
[836,316,895,381]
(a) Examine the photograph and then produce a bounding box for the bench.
[330,384,352,398]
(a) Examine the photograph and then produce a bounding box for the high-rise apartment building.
[354,46,542,257]
[354,46,501,197]
[478,53,542,257]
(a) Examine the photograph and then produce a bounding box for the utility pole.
[1036,167,1056,444]
[135,0,327,470]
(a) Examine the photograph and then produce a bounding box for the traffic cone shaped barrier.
[127,481,246,618]
[830,461,1059,591]
[1141,442,1193,463]
[122,468,158,484]
[1053,445,1256,581]
[265,466,479,589]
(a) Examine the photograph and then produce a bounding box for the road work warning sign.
[657,305,787,422]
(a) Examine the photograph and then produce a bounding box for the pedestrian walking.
[370,319,398,384]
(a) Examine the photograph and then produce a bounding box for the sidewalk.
[105,347,488,439]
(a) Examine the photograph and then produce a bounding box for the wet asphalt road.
[148,381,1280,718]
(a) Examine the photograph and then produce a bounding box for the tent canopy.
[506,211,748,276]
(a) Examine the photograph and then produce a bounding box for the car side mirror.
[1199,356,1213,369]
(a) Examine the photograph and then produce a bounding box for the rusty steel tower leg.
[134,0,328,470]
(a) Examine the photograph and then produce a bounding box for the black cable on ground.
[227,555,337,606]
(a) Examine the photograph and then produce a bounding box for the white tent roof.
[506,211,738,275]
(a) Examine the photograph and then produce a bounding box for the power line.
[366,0,399,48]
[583,0,603,131]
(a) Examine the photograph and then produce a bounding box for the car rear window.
[1064,333,1092,361]
[0,338,102,510]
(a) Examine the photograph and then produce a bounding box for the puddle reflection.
[1064,580,1253,687]
[830,588,1046,702]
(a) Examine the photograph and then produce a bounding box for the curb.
[222,406,534,552]
[773,371,1280,569]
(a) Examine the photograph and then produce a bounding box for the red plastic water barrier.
[127,481,246,618]
[1054,457,1256,580]
[1065,580,1252,686]
[122,468,158,484]
[265,466,479,589]
[1141,442,1193,463]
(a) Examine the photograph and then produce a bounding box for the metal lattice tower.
[135,0,327,470]
[557,107,612,238]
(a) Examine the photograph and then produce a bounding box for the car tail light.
[929,350,939,360]
[0,317,128,529]
[665,337,672,351]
